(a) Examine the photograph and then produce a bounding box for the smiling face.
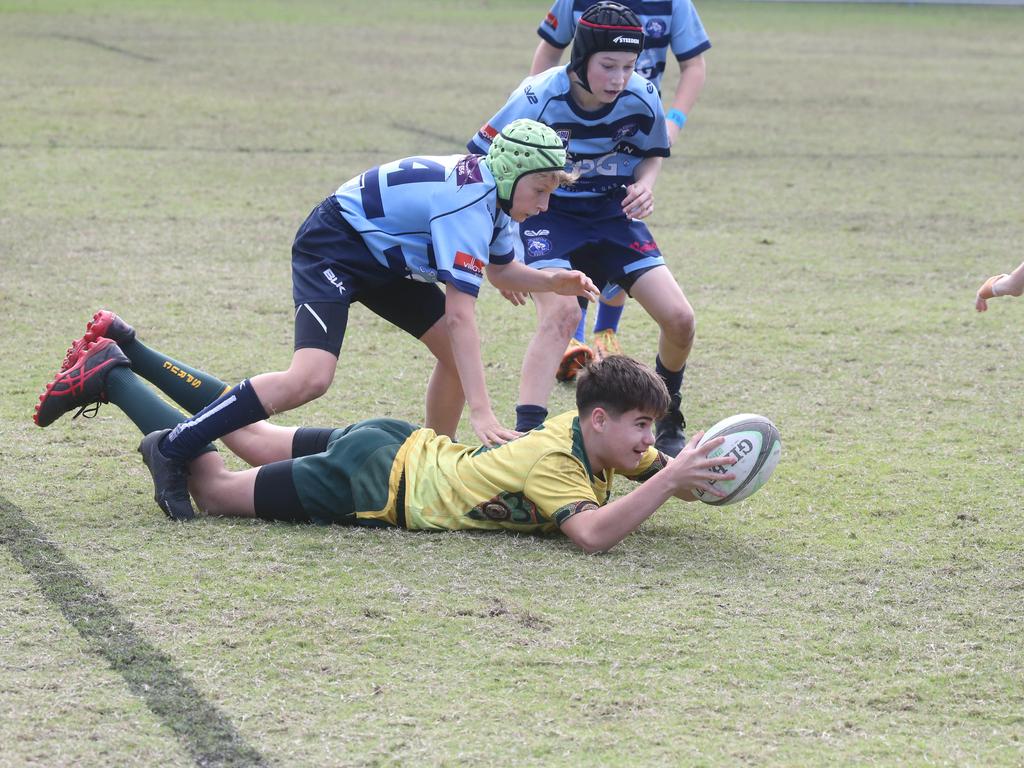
[580,51,638,107]
[508,172,561,222]
[585,407,657,473]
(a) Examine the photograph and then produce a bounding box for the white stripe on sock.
[167,395,238,442]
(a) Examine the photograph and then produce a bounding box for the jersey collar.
[571,416,597,480]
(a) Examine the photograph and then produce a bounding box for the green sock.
[120,339,229,415]
[105,366,215,454]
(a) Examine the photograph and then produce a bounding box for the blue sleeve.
[671,0,711,61]
[631,77,671,158]
[488,218,517,265]
[430,197,494,296]
[537,0,575,48]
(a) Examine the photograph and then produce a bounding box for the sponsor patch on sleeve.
[477,123,498,143]
[454,251,485,276]
[544,11,558,30]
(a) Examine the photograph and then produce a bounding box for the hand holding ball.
[693,414,781,506]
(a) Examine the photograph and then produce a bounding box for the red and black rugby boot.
[61,310,136,372]
[35,337,129,427]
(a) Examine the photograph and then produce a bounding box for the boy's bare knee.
[281,366,334,403]
[662,307,696,347]
[540,301,582,337]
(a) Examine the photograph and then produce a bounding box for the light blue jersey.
[334,154,516,297]
[468,67,670,199]
[538,0,710,92]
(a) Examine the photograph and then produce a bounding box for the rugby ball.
[693,414,781,506]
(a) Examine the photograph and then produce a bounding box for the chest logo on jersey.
[454,251,485,276]
[456,155,483,186]
[555,128,571,145]
[526,236,553,258]
[613,122,639,141]
[645,19,668,39]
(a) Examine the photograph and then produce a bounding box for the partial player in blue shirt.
[127,120,598,521]
[469,1,694,457]
[536,0,709,139]
[531,0,710,370]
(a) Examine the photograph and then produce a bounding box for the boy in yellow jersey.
[35,316,734,552]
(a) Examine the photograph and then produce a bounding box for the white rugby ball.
[693,413,781,506]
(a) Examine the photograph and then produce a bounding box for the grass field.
[2,1,1023,765]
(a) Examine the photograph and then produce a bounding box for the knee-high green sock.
[105,367,215,454]
[119,339,230,415]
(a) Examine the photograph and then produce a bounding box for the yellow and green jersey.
[289,413,664,531]
[394,411,661,533]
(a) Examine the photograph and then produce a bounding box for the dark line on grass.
[389,121,465,149]
[50,33,159,63]
[0,493,271,768]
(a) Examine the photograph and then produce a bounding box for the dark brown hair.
[576,355,670,418]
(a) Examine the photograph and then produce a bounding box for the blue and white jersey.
[538,0,710,92]
[334,154,515,297]
[467,67,670,199]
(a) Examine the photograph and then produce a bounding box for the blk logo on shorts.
[322,268,346,294]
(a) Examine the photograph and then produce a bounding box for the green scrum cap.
[485,119,567,208]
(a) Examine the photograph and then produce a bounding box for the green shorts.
[253,418,416,525]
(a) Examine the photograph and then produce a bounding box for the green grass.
[2,1,1023,765]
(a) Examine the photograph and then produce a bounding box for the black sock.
[515,404,548,432]
[655,356,685,401]
[159,379,267,461]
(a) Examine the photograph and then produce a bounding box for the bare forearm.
[530,40,563,75]
[487,261,557,293]
[671,56,706,116]
[445,312,491,414]
[635,157,662,190]
[566,473,678,553]
[666,56,706,145]
[997,262,1024,296]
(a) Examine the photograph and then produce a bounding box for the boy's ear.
[589,406,609,431]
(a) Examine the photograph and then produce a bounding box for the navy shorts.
[290,197,446,354]
[518,190,665,294]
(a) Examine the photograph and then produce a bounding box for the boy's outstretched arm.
[560,434,735,554]
[976,261,1024,311]
[445,285,520,447]
[487,260,598,301]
